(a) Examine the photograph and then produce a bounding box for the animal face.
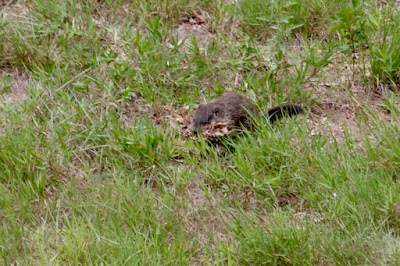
[192,104,221,133]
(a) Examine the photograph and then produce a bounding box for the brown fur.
[192,93,303,133]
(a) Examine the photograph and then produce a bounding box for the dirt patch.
[308,86,363,143]
[1,0,29,19]
[0,69,29,106]
[167,17,213,51]
[306,53,391,142]
[121,96,193,136]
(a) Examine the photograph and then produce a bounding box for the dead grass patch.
[0,69,29,106]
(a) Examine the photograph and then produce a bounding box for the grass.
[2,0,400,264]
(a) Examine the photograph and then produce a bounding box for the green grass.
[2,0,400,264]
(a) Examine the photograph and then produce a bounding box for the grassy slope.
[1,0,400,264]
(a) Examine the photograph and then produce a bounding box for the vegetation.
[1,0,400,264]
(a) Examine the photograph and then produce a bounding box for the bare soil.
[0,69,29,106]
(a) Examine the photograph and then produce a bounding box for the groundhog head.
[192,103,224,133]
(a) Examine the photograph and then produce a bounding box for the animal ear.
[213,107,219,116]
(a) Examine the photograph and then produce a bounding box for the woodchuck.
[192,93,303,135]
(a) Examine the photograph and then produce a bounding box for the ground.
[1,0,400,264]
